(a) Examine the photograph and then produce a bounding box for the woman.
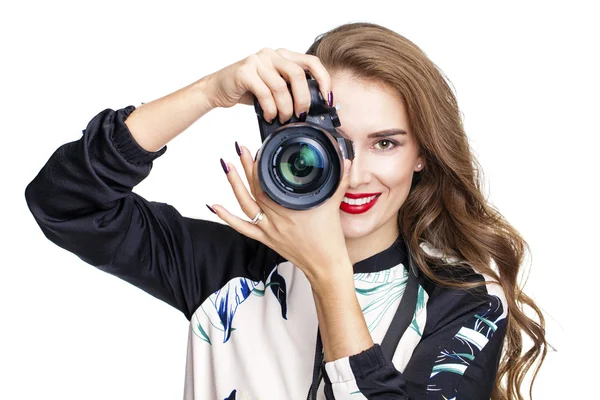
[25,22,546,399]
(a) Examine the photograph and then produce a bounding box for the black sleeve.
[323,286,507,399]
[25,105,278,320]
[403,285,508,400]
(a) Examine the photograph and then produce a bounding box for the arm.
[315,275,507,400]
[311,270,409,398]
[124,76,213,152]
[311,264,374,364]
[25,48,338,321]
[24,102,276,320]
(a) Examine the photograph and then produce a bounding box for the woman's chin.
[341,219,373,240]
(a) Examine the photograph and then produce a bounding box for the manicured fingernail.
[220,158,229,174]
[206,204,217,214]
[328,91,334,108]
[235,141,242,156]
[298,112,307,122]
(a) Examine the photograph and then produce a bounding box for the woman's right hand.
[205,48,332,124]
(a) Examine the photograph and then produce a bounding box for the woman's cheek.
[378,157,412,188]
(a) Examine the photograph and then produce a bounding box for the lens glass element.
[277,142,324,188]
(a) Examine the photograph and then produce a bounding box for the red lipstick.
[339,193,381,214]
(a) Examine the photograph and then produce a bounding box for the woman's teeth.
[342,195,378,206]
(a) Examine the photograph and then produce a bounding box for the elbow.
[25,179,43,222]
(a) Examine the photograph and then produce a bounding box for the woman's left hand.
[210,143,353,286]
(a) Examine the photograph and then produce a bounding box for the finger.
[237,145,255,192]
[256,48,294,124]
[275,49,332,105]
[240,68,278,123]
[269,55,311,119]
[222,160,264,222]
[210,204,269,243]
[239,145,281,217]
[255,60,294,124]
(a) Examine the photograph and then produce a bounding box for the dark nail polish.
[299,112,307,122]
[220,158,229,174]
[235,141,242,156]
[206,204,217,214]
[328,91,334,108]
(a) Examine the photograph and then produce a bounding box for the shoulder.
[417,241,508,330]
[402,242,509,397]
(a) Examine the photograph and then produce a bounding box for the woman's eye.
[374,140,397,151]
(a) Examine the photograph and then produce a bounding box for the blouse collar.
[352,235,407,274]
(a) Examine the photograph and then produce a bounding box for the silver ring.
[251,210,265,225]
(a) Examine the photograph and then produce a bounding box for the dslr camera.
[253,79,354,210]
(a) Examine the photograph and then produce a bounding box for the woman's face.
[332,72,424,241]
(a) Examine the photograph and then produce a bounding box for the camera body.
[253,79,354,210]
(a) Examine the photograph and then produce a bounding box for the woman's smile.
[340,192,381,214]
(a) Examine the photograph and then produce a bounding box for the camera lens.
[277,142,324,190]
[258,124,343,210]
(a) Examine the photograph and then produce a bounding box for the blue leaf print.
[269,266,288,319]
[224,389,237,400]
[194,264,288,345]
[214,278,257,343]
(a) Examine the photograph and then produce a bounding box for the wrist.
[190,75,217,114]
[309,260,355,297]
[311,275,373,362]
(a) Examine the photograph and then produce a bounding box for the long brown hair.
[307,22,547,399]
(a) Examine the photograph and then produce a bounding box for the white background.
[2,0,598,398]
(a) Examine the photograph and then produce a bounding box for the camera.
[253,79,354,210]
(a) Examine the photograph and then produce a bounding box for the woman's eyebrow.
[337,128,407,138]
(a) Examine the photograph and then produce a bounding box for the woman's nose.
[347,153,371,188]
